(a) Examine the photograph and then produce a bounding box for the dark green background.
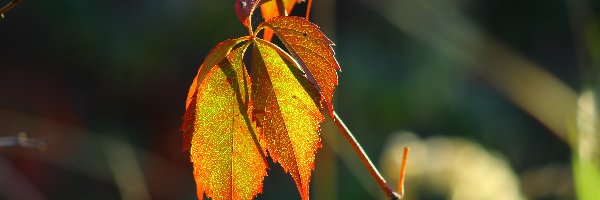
[1,0,598,199]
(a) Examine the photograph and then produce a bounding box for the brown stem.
[0,0,22,17]
[275,0,287,16]
[397,147,409,198]
[305,0,313,19]
[0,132,47,150]
[331,111,401,200]
[247,23,254,36]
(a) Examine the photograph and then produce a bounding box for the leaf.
[259,0,299,41]
[185,38,247,109]
[183,38,247,150]
[260,16,341,116]
[183,43,268,200]
[251,38,324,200]
[234,0,261,27]
[184,14,341,200]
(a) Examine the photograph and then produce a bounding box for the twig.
[305,0,313,19]
[331,111,402,199]
[0,132,47,150]
[275,0,287,16]
[0,0,22,18]
[397,147,409,198]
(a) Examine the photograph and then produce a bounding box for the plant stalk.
[275,0,287,16]
[397,147,409,197]
[0,132,47,150]
[305,0,313,19]
[0,0,22,18]
[331,111,401,200]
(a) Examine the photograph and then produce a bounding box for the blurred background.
[1,0,599,199]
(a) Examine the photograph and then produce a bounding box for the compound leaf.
[184,11,342,200]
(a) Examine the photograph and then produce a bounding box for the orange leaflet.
[260,0,298,41]
[260,16,341,116]
[185,38,246,109]
[183,38,246,150]
[183,43,268,200]
[251,39,324,200]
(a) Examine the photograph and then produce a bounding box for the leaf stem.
[0,0,22,18]
[275,0,287,16]
[305,0,313,19]
[247,25,254,36]
[331,111,401,200]
[246,0,266,36]
[397,147,409,198]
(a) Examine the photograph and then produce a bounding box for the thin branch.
[305,0,313,19]
[397,147,409,198]
[0,0,22,18]
[331,111,401,199]
[0,132,47,150]
[275,0,287,16]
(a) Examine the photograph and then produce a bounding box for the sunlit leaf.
[261,16,340,116]
[184,10,342,200]
[185,38,247,109]
[183,38,247,150]
[183,43,268,200]
[251,39,324,200]
[260,0,299,41]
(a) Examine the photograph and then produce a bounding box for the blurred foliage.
[573,156,600,200]
[570,90,600,200]
[380,132,528,200]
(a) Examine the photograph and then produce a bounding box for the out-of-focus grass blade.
[572,90,600,200]
[572,156,600,200]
